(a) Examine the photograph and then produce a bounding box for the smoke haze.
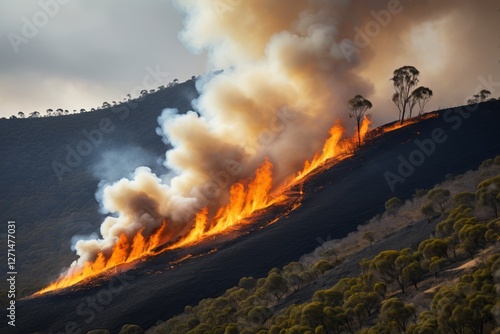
[69,0,499,269]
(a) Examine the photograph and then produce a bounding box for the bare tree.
[348,95,373,148]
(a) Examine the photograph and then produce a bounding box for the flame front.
[36,119,372,295]
[380,113,438,134]
[168,158,285,249]
[294,116,372,182]
[36,221,168,295]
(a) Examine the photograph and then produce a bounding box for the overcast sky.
[0,1,499,122]
[0,0,207,118]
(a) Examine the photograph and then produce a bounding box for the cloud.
[28,0,500,281]
[0,0,207,118]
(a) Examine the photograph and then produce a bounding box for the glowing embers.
[380,113,438,134]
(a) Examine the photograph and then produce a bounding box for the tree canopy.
[391,65,420,123]
[347,94,373,148]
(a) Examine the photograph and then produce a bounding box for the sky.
[0,0,207,118]
[0,0,499,124]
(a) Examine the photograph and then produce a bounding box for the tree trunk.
[357,120,361,148]
[401,99,408,124]
[398,279,405,294]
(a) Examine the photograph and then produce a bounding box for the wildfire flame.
[35,117,372,296]
[379,112,438,134]
[294,116,372,182]
[167,158,286,249]
[36,221,168,295]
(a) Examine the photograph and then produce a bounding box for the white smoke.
[68,0,494,268]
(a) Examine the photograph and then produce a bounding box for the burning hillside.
[36,117,371,295]
[33,0,478,296]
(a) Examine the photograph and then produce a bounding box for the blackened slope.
[13,101,500,333]
[0,80,198,294]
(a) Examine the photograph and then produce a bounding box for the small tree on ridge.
[391,66,420,123]
[347,95,372,148]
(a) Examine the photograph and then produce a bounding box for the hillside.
[0,80,198,295]
[148,156,500,334]
[7,100,500,333]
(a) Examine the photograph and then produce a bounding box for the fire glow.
[294,117,372,182]
[380,112,438,134]
[35,118,372,296]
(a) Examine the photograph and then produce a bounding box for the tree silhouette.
[391,66,420,123]
[347,95,372,148]
[478,89,491,102]
[17,112,25,118]
[468,89,492,105]
[410,86,433,117]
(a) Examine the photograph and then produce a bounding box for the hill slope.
[0,80,198,295]
[9,101,500,333]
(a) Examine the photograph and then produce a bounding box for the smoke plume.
[70,0,497,268]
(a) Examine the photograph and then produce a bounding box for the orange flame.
[380,113,437,134]
[169,158,286,249]
[294,116,372,181]
[35,221,168,295]
[35,116,373,295]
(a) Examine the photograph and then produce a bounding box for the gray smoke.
[68,0,497,268]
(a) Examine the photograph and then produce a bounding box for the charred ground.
[2,99,499,333]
